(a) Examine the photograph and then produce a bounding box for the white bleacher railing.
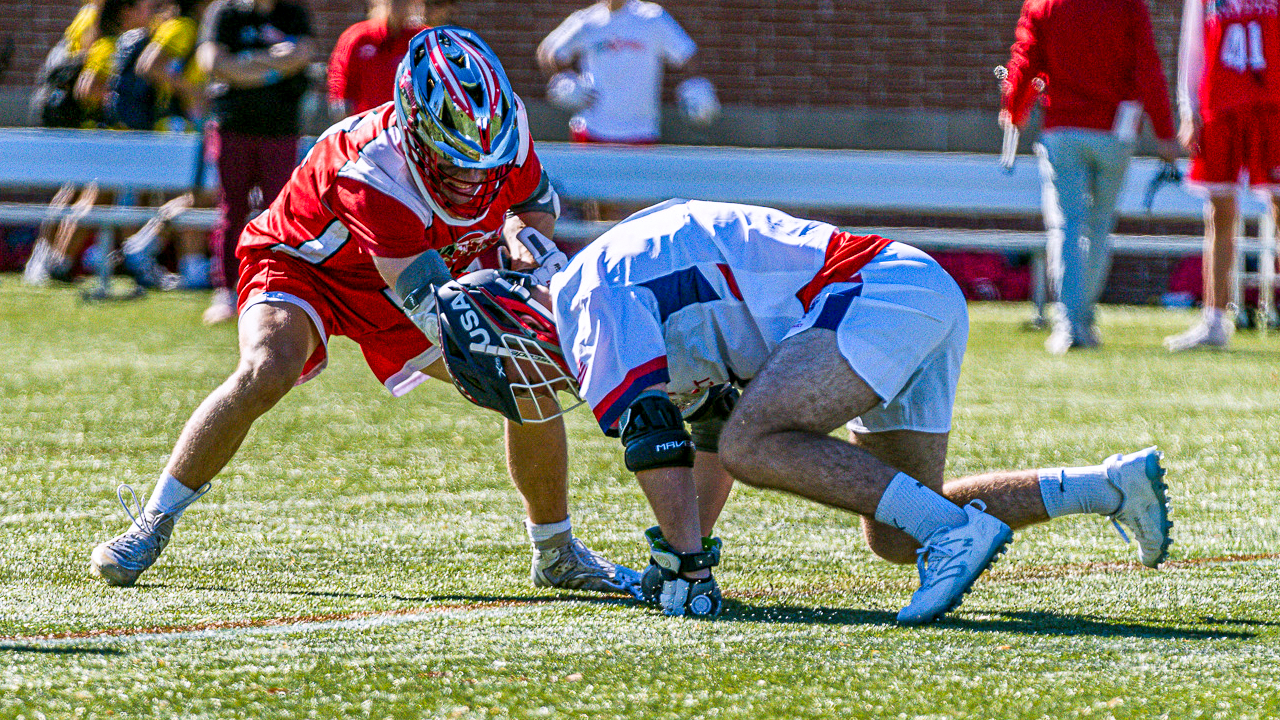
[0,128,1273,320]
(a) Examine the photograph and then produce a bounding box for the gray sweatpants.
[1035,128,1133,338]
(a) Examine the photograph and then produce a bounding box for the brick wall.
[0,0,1185,113]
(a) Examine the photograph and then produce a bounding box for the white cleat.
[532,536,643,598]
[1104,446,1172,568]
[1163,319,1230,352]
[897,501,1013,626]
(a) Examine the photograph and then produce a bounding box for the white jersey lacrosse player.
[436,199,1174,623]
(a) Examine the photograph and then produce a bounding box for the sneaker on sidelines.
[202,287,237,325]
[1103,446,1172,568]
[896,500,1013,626]
[90,483,207,587]
[532,536,643,598]
[1163,318,1229,352]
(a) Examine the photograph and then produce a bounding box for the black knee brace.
[619,390,695,472]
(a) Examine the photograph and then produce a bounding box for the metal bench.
[538,142,1276,322]
[0,127,220,229]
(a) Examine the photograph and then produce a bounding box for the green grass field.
[3,276,1280,719]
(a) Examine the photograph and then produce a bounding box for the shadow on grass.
[0,645,126,656]
[715,602,1255,640]
[159,583,642,608]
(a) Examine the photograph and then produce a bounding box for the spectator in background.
[74,0,159,124]
[1001,0,1179,355]
[422,0,455,26]
[138,0,213,126]
[326,0,425,119]
[536,0,718,145]
[119,0,215,291]
[1163,0,1280,352]
[197,0,315,325]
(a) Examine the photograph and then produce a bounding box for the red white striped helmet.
[394,26,520,220]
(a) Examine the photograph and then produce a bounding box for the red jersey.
[327,19,427,114]
[1179,0,1280,121]
[1003,0,1175,139]
[240,102,543,295]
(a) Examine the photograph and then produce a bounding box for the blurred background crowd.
[0,1,1256,332]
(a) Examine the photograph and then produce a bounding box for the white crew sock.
[1203,307,1225,326]
[525,516,573,550]
[143,472,207,521]
[1038,465,1122,518]
[874,473,968,544]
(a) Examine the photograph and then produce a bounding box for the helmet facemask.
[437,270,583,424]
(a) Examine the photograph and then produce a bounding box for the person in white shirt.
[434,199,1175,624]
[536,0,717,144]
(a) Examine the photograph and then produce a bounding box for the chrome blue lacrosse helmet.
[394,26,520,219]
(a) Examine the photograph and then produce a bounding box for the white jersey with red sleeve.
[241,100,543,292]
[1179,0,1280,121]
[549,200,890,434]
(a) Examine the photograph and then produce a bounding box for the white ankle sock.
[525,516,573,549]
[874,473,968,544]
[144,473,205,520]
[1038,466,1121,518]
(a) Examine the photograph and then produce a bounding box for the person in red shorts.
[327,0,427,118]
[1165,0,1280,351]
[89,26,641,598]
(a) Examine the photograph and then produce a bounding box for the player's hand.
[1178,116,1201,154]
[1155,138,1181,165]
[659,573,722,618]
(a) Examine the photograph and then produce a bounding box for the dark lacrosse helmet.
[436,270,581,423]
[394,26,520,220]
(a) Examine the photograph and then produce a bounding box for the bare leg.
[718,329,903,520]
[164,302,320,489]
[504,417,570,524]
[694,452,734,537]
[1205,194,1238,311]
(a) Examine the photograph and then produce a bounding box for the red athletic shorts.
[236,248,438,396]
[1188,103,1280,196]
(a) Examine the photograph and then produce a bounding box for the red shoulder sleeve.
[331,176,429,259]
[505,145,546,208]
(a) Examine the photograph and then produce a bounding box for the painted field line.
[990,551,1280,583]
[0,600,552,648]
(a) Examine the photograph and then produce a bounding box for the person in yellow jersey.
[138,0,212,126]
[74,0,160,121]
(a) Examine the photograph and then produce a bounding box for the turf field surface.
[3,277,1280,719]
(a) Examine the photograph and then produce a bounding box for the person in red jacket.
[1001,0,1179,354]
[1164,0,1280,351]
[327,0,429,118]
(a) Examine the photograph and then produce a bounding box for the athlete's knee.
[230,342,305,406]
[716,418,774,487]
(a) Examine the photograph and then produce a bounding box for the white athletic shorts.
[784,242,968,434]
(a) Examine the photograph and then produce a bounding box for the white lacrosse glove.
[546,71,597,113]
[676,77,720,126]
[644,526,724,618]
[515,226,569,286]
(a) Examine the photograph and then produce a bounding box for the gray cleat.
[90,483,207,587]
[532,536,643,598]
